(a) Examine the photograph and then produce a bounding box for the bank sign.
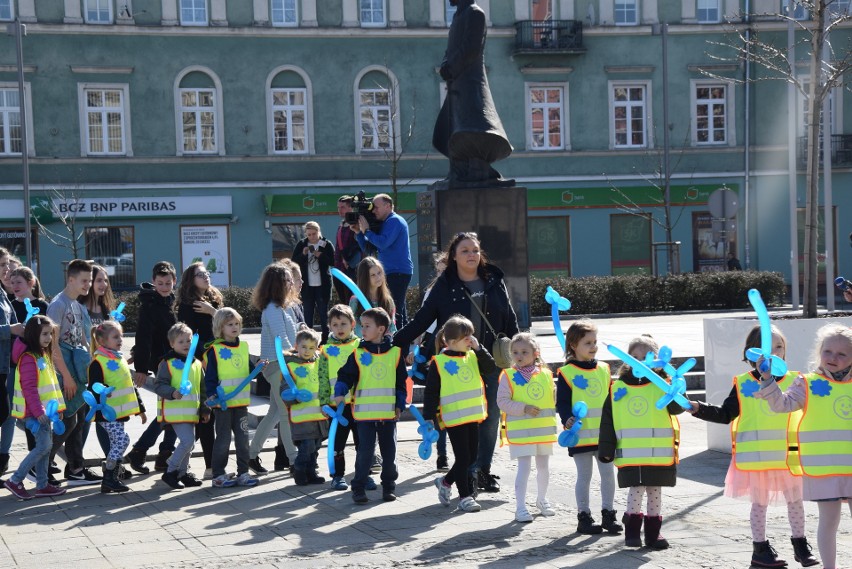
[30,196,232,221]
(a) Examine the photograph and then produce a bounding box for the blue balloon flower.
[106,360,120,372]
[36,358,46,371]
[740,379,760,398]
[219,348,233,360]
[573,375,589,390]
[326,345,341,357]
[444,360,460,376]
[811,378,832,397]
[295,366,308,378]
[359,351,373,366]
[511,370,528,386]
[613,387,628,402]
[173,360,185,370]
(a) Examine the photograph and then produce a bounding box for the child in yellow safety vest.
[319,304,361,491]
[496,332,556,523]
[424,315,498,513]
[154,323,209,490]
[599,335,685,551]
[204,308,258,489]
[689,324,817,568]
[4,316,66,500]
[88,320,146,494]
[556,319,622,535]
[755,323,852,569]
[284,326,330,486]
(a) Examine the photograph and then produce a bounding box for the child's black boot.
[161,470,185,490]
[101,465,130,493]
[643,515,669,550]
[154,450,172,472]
[601,508,623,534]
[623,513,644,547]
[125,448,150,474]
[292,469,309,486]
[790,537,818,567]
[577,511,603,534]
[751,540,788,568]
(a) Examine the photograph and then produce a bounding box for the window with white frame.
[360,0,385,27]
[784,1,809,20]
[829,0,850,16]
[82,86,128,155]
[614,0,638,25]
[0,88,22,155]
[528,85,565,150]
[180,0,208,26]
[85,0,113,23]
[271,88,307,153]
[693,84,727,144]
[445,0,456,25]
[611,83,648,148]
[179,88,217,153]
[271,0,297,26]
[359,89,392,151]
[696,0,719,23]
[0,0,13,21]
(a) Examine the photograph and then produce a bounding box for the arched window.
[266,66,313,154]
[174,66,224,155]
[353,66,400,153]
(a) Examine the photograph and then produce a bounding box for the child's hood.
[138,282,173,307]
[357,335,393,354]
[12,337,29,362]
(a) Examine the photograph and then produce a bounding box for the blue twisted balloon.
[407,345,428,381]
[84,383,117,422]
[179,334,199,396]
[645,346,695,407]
[544,286,571,353]
[23,298,40,323]
[206,361,267,410]
[606,343,691,411]
[558,401,588,448]
[110,301,126,322]
[329,267,371,312]
[408,404,439,460]
[745,289,788,377]
[25,399,65,435]
[274,336,313,403]
[322,403,350,476]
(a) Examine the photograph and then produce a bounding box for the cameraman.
[354,193,413,328]
[292,221,335,342]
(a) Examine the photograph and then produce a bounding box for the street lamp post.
[7,19,32,268]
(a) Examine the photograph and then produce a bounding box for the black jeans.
[446,422,479,499]
[333,404,360,475]
[51,407,86,471]
[302,284,331,340]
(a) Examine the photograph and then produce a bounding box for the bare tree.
[30,182,96,260]
[703,0,852,316]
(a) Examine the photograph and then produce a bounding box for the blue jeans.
[133,418,177,454]
[352,421,397,493]
[385,273,412,330]
[11,422,52,489]
[437,426,447,457]
[473,370,500,475]
[0,373,15,454]
[294,437,320,473]
[302,285,331,340]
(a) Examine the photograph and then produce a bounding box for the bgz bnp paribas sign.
[31,196,232,221]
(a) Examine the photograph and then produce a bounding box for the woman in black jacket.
[292,221,334,343]
[394,232,519,493]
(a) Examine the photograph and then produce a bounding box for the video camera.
[344,190,383,234]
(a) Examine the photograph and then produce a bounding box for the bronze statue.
[433,0,514,189]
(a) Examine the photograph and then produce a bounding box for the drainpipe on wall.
[743,0,752,269]
[787,0,800,309]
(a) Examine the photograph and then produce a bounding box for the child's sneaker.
[365,476,378,491]
[34,484,66,498]
[458,496,481,512]
[212,474,237,488]
[179,472,204,487]
[537,499,556,517]
[352,490,368,504]
[330,476,349,491]
[235,472,259,487]
[515,508,533,523]
[434,477,452,506]
[4,479,33,500]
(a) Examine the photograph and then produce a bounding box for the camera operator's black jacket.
[393,262,518,356]
[292,237,335,291]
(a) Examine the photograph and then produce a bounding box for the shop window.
[527,216,570,278]
[610,214,651,275]
[85,226,135,291]
[271,223,302,261]
[0,228,38,269]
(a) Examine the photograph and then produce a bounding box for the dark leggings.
[333,404,360,475]
[0,374,8,425]
[195,412,215,468]
[445,422,480,499]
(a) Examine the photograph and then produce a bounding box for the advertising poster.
[692,212,734,272]
[180,225,231,288]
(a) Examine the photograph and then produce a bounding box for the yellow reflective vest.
[732,371,803,474]
[158,357,203,423]
[436,351,487,428]
[559,362,610,447]
[204,340,250,408]
[92,350,140,420]
[796,373,852,477]
[288,359,325,423]
[12,352,66,419]
[322,339,359,404]
[611,380,679,468]
[503,368,557,445]
[352,348,400,421]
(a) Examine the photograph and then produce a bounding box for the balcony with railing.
[797,134,852,168]
[513,20,585,55]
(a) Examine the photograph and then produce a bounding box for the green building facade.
[0,0,849,294]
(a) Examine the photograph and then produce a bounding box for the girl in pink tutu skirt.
[688,325,818,568]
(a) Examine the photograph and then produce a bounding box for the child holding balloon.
[598,335,685,550]
[556,319,622,535]
[87,320,147,493]
[688,325,817,567]
[4,315,66,500]
[496,332,556,522]
[8,266,48,326]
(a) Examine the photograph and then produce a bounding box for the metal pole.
[787,0,800,309]
[822,37,835,311]
[661,23,672,274]
[12,19,32,268]
[743,3,752,269]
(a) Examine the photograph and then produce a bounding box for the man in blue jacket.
[355,194,413,329]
